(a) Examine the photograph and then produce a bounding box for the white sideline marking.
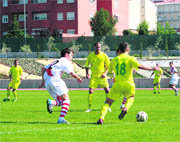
[0,123,124,135]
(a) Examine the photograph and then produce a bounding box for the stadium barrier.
[0,78,179,89]
[0,50,180,58]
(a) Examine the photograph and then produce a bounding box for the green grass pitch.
[0,89,179,142]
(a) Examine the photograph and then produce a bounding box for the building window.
[67,12,75,20]
[57,13,63,21]
[33,13,47,20]
[67,0,74,3]
[3,0,8,7]
[32,0,47,4]
[2,15,8,23]
[18,14,27,21]
[67,29,75,34]
[19,0,28,4]
[3,32,8,36]
[57,0,63,4]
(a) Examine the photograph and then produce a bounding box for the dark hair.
[61,48,74,57]
[14,59,18,63]
[169,61,173,64]
[94,42,100,47]
[117,41,129,53]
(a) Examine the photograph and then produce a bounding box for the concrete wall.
[0,78,179,89]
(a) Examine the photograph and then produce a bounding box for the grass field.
[0,89,179,142]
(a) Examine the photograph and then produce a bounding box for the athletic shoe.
[175,90,179,96]
[120,104,125,109]
[12,99,17,102]
[3,98,10,102]
[153,92,156,94]
[108,108,112,112]
[97,118,104,124]
[85,109,92,112]
[158,92,160,94]
[118,109,127,120]
[57,119,70,124]
[47,99,53,113]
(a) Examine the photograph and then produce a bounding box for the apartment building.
[155,0,180,32]
[129,0,157,31]
[0,0,128,37]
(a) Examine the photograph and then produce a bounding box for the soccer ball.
[136,111,148,122]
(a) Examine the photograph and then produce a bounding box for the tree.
[20,44,32,58]
[137,20,149,35]
[157,22,177,35]
[0,43,11,58]
[5,15,24,38]
[90,8,117,36]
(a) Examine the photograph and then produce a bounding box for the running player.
[39,48,82,124]
[97,41,159,124]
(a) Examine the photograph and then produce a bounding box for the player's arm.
[101,54,110,78]
[70,72,82,83]
[150,72,154,78]
[39,67,46,88]
[138,64,158,71]
[85,56,90,79]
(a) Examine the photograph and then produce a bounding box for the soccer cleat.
[85,109,92,112]
[97,118,104,124]
[118,109,127,120]
[12,98,17,102]
[47,99,53,113]
[158,92,160,94]
[153,92,156,94]
[175,90,179,96]
[108,108,112,112]
[57,119,70,124]
[120,104,125,109]
[3,98,10,102]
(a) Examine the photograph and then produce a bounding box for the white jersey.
[44,57,74,81]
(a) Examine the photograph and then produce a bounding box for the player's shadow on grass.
[69,109,100,112]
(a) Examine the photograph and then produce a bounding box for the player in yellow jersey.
[85,42,110,112]
[97,42,159,124]
[150,63,163,94]
[3,60,23,102]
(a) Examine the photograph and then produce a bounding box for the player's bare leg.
[85,88,93,112]
[104,87,112,112]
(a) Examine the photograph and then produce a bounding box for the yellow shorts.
[8,80,21,89]
[108,81,135,101]
[89,77,109,89]
[153,78,161,84]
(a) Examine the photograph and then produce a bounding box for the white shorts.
[169,75,179,86]
[45,78,68,99]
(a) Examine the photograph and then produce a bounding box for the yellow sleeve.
[85,54,91,68]
[130,57,140,70]
[20,67,23,75]
[108,60,114,73]
[104,54,110,69]
[9,67,13,75]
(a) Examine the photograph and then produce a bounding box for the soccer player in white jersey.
[168,62,179,96]
[39,48,82,124]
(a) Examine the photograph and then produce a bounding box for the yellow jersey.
[9,65,23,81]
[154,68,163,80]
[109,54,139,83]
[85,51,110,78]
